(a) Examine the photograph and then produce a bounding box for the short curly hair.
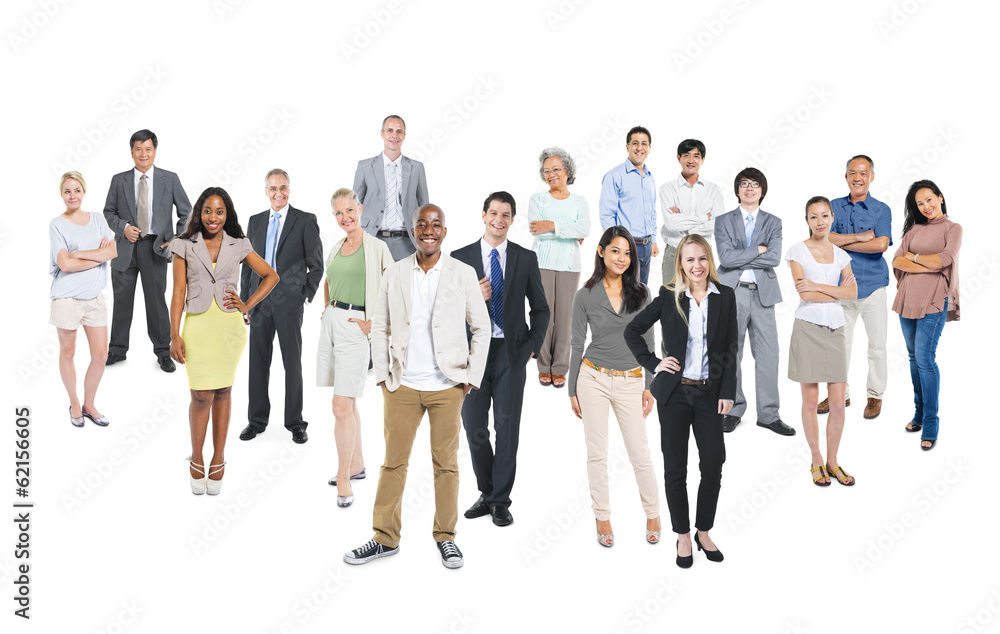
[538,147,576,185]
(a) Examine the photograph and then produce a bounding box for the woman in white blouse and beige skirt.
[786,196,858,487]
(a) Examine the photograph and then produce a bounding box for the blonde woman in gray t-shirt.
[49,172,117,427]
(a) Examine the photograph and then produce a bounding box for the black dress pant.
[659,383,726,534]
[247,298,305,432]
[109,237,170,357]
[462,338,526,508]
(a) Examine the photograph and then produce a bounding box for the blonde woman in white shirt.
[786,196,858,487]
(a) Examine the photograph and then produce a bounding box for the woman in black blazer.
[624,234,738,568]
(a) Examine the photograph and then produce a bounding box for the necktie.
[490,248,504,332]
[745,212,755,247]
[265,212,281,268]
[384,163,399,228]
[137,174,149,236]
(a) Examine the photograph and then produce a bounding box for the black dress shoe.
[291,428,308,444]
[464,496,490,519]
[676,540,693,569]
[106,352,126,366]
[491,505,513,526]
[157,356,176,372]
[694,532,724,562]
[239,424,264,441]
[757,419,796,436]
[722,415,741,433]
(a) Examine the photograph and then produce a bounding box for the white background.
[4,0,999,632]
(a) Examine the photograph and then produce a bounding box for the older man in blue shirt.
[822,154,892,419]
[599,125,659,285]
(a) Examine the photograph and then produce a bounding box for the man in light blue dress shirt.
[599,125,659,285]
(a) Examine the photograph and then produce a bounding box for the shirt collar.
[843,192,870,209]
[480,237,508,259]
[739,206,758,221]
[684,282,720,299]
[624,160,650,177]
[133,165,154,180]
[412,255,444,272]
[269,204,288,219]
[675,173,703,188]
[382,153,403,169]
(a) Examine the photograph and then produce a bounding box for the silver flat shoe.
[69,406,85,428]
[81,408,110,427]
[337,494,354,507]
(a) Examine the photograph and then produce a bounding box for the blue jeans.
[634,239,652,286]
[898,298,947,440]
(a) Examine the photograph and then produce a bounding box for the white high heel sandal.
[206,462,226,496]
[187,457,207,495]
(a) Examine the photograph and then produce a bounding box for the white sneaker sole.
[344,546,399,565]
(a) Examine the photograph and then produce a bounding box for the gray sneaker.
[436,540,464,569]
[344,539,399,565]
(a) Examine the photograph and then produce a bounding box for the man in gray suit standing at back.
[353,115,429,261]
[104,129,191,372]
[715,167,794,436]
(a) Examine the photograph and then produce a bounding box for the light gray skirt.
[788,318,847,383]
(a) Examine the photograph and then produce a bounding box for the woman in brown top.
[891,180,961,451]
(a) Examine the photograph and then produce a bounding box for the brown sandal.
[551,374,566,388]
[538,373,552,386]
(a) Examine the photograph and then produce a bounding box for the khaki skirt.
[788,318,847,383]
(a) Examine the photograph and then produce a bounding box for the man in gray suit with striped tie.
[353,115,430,261]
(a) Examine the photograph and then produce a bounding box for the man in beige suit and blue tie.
[344,204,490,570]
[353,115,430,261]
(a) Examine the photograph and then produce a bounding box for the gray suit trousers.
[731,284,781,422]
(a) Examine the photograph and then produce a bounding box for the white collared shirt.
[682,282,720,381]
[739,206,759,284]
[401,257,457,391]
[267,203,288,244]
[382,153,404,230]
[132,166,155,235]
[479,237,507,338]
[659,173,722,248]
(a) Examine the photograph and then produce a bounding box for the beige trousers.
[840,286,888,399]
[577,364,660,520]
[537,269,580,376]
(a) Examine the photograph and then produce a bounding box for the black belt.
[330,300,365,311]
[377,230,407,238]
[738,282,758,291]
[634,235,652,245]
[680,378,709,386]
[137,234,157,241]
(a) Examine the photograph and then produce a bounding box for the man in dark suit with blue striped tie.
[451,191,549,526]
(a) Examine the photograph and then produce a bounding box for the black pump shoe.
[695,532,724,562]
[675,540,693,569]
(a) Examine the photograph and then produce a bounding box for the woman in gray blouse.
[568,226,660,548]
[49,172,117,427]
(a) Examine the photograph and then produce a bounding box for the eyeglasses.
[739,181,761,190]
[628,141,650,148]
[267,186,290,193]
[542,167,565,177]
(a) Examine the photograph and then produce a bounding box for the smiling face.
[201,195,227,238]
[738,178,762,206]
[845,158,873,200]
[411,207,447,257]
[599,236,632,278]
[482,199,512,243]
[61,178,85,211]
[381,117,406,156]
[680,241,710,286]
[130,139,156,173]
[678,149,704,179]
[914,187,944,221]
[806,201,833,238]
[333,196,362,235]
[626,132,651,168]
[541,155,568,190]
[265,174,290,211]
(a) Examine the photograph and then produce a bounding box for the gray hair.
[538,147,576,185]
[330,187,359,207]
[845,155,874,173]
[412,203,445,228]
[264,168,290,186]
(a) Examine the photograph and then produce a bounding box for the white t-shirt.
[785,241,852,329]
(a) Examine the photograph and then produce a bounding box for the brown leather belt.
[634,235,652,245]
[680,378,708,386]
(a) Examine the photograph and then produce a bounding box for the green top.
[326,244,366,306]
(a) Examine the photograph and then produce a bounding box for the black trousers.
[247,299,306,431]
[109,238,171,357]
[659,383,726,534]
[461,338,526,508]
